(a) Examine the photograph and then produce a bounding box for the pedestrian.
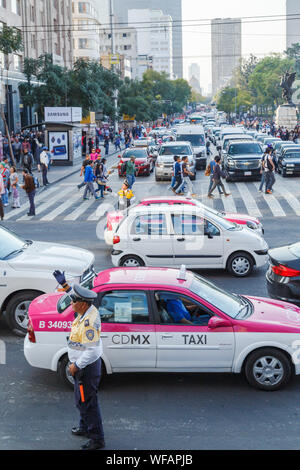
[21,148,34,174]
[206,157,224,196]
[82,161,100,200]
[51,274,105,450]
[0,162,9,207]
[172,156,184,195]
[88,137,94,154]
[207,156,231,198]
[125,156,136,189]
[104,137,110,156]
[39,147,50,186]
[9,166,20,208]
[22,169,36,217]
[178,156,196,197]
[168,155,179,191]
[0,172,5,220]
[262,147,276,194]
[118,180,134,210]
[114,135,121,152]
[94,160,105,198]
[12,137,22,164]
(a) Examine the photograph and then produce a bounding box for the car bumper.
[104,229,114,246]
[226,168,261,179]
[155,168,172,179]
[266,267,300,306]
[253,252,268,268]
[195,156,207,169]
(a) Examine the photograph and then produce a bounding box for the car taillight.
[27,320,36,343]
[107,220,113,231]
[113,235,120,244]
[272,264,300,277]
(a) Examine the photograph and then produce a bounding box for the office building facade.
[286,0,300,49]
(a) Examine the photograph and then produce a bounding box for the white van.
[175,125,207,169]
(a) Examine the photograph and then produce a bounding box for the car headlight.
[246,221,258,230]
[227,159,236,167]
[157,163,164,168]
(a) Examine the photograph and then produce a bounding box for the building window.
[78,2,90,14]
[78,38,89,49]
[31,34,36,49]
[11,0,21,15]
[13,54,22,71]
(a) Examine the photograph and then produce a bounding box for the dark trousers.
[74,359,104,441]
[28,190,36,215]
[42,165,49,186]
[173,174,183,192]
[0,197,4,220]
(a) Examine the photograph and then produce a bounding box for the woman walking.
[207,156,231,198]
[10,166,20,208]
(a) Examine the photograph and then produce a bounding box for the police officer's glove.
[53,270,67,286]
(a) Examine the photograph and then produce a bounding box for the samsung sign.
[44,107,82,123]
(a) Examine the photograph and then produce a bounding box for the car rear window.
[160,145,191,155]
[284,151,300,158]
[123,149,147,158]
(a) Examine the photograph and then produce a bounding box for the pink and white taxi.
[24,267,300,391]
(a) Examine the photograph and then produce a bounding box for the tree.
[0,25,23,166]
[216,87,236,115]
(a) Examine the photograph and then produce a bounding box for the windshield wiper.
[236,295,252,318]
[2,249,24,260]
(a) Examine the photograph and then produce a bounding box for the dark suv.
[277,148,300,177]
[223,140,263,181]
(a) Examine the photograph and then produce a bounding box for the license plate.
[244,171,252,176]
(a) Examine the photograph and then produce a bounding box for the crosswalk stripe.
[221,193,237,213]
[274,182,300,216]
[87,195,117,221]
[40,191,83,221]
[64,197,96,221]
[253,182,286,217]
[4,185,58,220]
[16,187,73,221]
[235,183,262,218]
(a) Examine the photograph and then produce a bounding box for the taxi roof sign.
[177,265,187,281]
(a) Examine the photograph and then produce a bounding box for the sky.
[182,0,287,94]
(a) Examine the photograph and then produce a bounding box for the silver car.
[155,142,196,181]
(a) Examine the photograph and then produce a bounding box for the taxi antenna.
[177,264,187,281]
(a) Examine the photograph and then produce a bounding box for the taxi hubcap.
[123,258,141,267]
[253,356,284,386]
[15,301,31,329]
[232,257,250,275]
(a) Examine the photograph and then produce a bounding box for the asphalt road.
[1,155,300,450]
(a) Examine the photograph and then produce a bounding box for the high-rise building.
[188,63,200,83]
[128,9,173,79]
[99,26,138,78]
[286,0,300,49]
[112,0,183,78]
[211,18,241,97]
[0,0,73,132]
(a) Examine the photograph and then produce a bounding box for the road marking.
[64,197,96,221]
[221,193,237,213]
[87,195,117,221]
[274,182,300,216]
[4,185,58,220]
[254,182,286,217]
[40,191,83,221]
[236,183,262,217]
[16,187,73,221]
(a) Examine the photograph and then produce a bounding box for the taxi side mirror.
[208,316,231,329]
[118,155,121,158]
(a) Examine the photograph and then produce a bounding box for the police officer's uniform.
[67,285,105,447]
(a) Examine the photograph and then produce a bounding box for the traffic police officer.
[53,270,105,450]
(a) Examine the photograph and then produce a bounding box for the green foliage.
[0,25,22,56]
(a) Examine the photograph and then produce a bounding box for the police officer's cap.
[72,284,97,303]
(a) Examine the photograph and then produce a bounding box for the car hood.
[7,241,94,276]
[237,296,300,332]
[192,146,206,152]
[282,157,300,164]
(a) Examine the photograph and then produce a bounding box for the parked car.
[266,242,300,306]
[0,225,95,336]
[223,140,263,181]
[155,142,196,181]
[111,204,268,277]
[118,148,154,177]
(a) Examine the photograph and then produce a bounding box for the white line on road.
[64,197,96,221]
[253,182,286,217]
[16,187,73,221]
[4,185,58,220]
[236,183,262,217]
[40,191,83,221]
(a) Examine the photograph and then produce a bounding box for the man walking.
[172,156,184,195]
[125,156,136,190]
[262,147,276,194]
[21,148,34,174]
[83,161,100,201]
[22,169,36,217]
[207,156,231,198]
[176,156,196,197]
[39,147,50,186]
[207,157,223,196]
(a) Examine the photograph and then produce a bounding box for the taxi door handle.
[162,334,173,339]
[133,237,141,241]
[177,238,185,242]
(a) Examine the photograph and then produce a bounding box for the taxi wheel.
[227,252,254,277]
[244,348,292,391]
[120,255,145,267]
[58,355,106,389]
[5,291,41,336]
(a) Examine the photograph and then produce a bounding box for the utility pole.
[110,0,118,134]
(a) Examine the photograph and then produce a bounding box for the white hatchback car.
[111,205,268,277]
[0,225,95,336]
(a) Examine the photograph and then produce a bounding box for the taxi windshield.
[57,275,96,313]
[189,274,246,318]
